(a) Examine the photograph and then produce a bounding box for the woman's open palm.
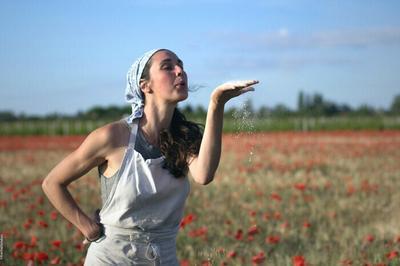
[211,80,259,106]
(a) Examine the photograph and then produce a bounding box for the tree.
[390,94,400,114]
[0,111,17,122]
[272,104,292,117]
[298,91,305,114]
[257,106,271,118]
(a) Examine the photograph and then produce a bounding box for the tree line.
[1,92,400,122]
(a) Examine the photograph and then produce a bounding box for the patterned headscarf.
[125,48,165,123]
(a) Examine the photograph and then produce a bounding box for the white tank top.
[98,117,191,235]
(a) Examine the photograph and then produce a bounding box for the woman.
[42,48,258,265]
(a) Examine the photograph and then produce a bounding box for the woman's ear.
[139,79,152,94]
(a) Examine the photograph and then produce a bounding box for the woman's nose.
[175,65,184,76]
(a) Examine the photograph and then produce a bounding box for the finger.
[243,80,259,86]
[94,209,101,222]
[240,86,255,94]
[232,80,259,89]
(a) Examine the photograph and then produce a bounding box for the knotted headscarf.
[125,48,165,123]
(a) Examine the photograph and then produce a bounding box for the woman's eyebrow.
[160,58,172,64]
[160,58,184,65]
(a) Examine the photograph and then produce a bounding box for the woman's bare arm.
[188,80,258,185]
[42,124,117,240]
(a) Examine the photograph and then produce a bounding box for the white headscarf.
[125,48,165,123]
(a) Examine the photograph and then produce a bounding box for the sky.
[1,0,399,115]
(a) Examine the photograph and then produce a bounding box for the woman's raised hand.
[211,80,259,106]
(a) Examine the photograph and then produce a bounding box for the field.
[1,116,400,136]
[1,131,400,265]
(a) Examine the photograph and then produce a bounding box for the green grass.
[1,116,399,136]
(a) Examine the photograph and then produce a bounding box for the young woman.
[42,48,258,265]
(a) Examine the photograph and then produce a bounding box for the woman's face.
[145,50,188,104]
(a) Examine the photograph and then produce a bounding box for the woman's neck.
[139,102,175,147]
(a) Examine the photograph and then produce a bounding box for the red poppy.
[180,213,196,229]
[292,255,306,266]
[35,251,49,263]
[271,192,282,201]
[31,235,38,247]
[23,221,31,230]
[75,243,84,252]
[294,183,306,191]
[51,240,62,248]
[38,220,48,228]
[364,234,374,243]
[22,252,34,261]
[247,225,259,236]
[235,229,243,240]
[386,250,399,260]
[252,252,266,265]
[249,210,257,217]
[180,260,190,266]
[13,241,26,249]
[50,211,58,221]
[303,222,311,228]
[188,226,207,239]
[227,250,237,258]
[347,184,356,195]
[265,235,280,244]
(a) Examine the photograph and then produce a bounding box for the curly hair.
[140,54,203,178]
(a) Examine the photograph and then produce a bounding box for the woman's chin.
[177,91,189,101]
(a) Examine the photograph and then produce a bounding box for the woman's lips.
[175,81,187,87]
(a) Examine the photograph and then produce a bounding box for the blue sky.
[1,0,399,115]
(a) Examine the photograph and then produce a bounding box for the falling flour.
[232,98,256,163]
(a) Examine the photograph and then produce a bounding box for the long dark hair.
[141,53,203,178]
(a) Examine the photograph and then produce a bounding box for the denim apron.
[84,118,191,265]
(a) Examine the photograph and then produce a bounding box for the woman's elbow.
[193,174,214,185]
[41,177,54,193]
[41,175,63,193]
[189,163,216,185]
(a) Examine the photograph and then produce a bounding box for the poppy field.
[1,131,400,265]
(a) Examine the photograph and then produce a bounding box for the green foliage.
[1,93,400,135]
[1,116,399,136]
[390,94,400,114]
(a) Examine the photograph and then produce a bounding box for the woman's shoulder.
[86,119,131,149]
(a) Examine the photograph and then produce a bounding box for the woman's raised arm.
[188,80,259,185]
